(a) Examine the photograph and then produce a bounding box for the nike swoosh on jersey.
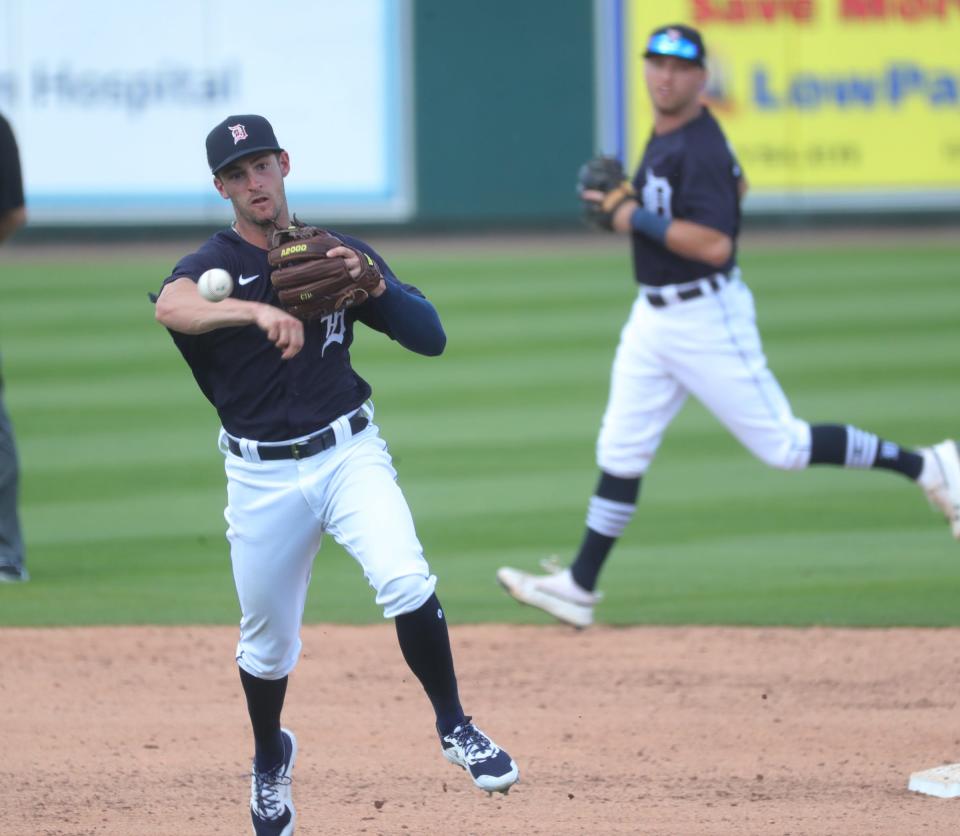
[238,274,260,285]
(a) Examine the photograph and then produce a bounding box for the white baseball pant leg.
[223,421,436,680]
[597,275,811,478]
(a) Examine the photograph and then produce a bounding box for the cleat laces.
[451,722,498,764]
[251,766,291,821]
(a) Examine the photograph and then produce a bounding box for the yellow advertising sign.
[621,0,960,195]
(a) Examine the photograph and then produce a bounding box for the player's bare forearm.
[663,220,732,267]
[155,276,305,358]
[610,200,732,267]
[155,277,261,333]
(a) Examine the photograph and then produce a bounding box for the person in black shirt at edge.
[497,24,959,629]
[0,111,28,584]
[154,114,519,836]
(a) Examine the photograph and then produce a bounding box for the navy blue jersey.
[630,107,741,287]
[160,228,433,441]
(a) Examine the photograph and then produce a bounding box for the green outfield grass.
[0,238,957,627]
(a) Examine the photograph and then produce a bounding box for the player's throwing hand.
[253,303,303,359]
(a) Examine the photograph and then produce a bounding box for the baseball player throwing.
[155,114,518,835]
[497,24,960,629]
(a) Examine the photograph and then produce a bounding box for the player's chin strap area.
[219,400,375,463]
[642,266,741,308]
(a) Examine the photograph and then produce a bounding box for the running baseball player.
[497,24,960,629]
[154,114,518,836]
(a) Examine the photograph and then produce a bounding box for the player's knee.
[377,573,437,618]
[754,419,812,470]
[596,438,654,478]
[236,635,301,680]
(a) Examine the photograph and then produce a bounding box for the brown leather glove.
[267,218,383,320]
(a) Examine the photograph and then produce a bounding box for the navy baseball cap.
[206,114,284,174]
[644,24,706,67]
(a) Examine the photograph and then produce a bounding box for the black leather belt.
[227,414,369,461]
[645,274,727,308]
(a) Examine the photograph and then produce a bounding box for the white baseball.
[197,268,234,302]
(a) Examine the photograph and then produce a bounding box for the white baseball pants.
[219,411,436,680]
[597,273,811,477]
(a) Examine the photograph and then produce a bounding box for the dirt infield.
[3,625,959,835]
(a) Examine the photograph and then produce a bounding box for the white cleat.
[918,440,960,540]
[250,728,296,836]
[496,563,601,628]
[440,718,519,794]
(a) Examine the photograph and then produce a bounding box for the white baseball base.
[908,763,960,797]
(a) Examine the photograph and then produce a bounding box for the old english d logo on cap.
[228,123,249,145]
[206,114,283,173]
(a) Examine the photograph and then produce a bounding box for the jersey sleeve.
[157,236,248,311]
[337,233,414,290]
[155,240,242,358]
[337,234,445,354]
[674,145,740,237]
[163,247,233,287]
[337,233,427,329]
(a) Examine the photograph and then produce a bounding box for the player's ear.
[278,151,291,177]
[213,176,230,200]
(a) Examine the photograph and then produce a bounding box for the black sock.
[809,423,923,480]
[239,667,287,773]
[570,472,641,592]
[394,593,465,736]
[570,530,616,592]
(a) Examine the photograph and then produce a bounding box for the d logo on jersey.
[321,310,346,356]
[641,168,673,219]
